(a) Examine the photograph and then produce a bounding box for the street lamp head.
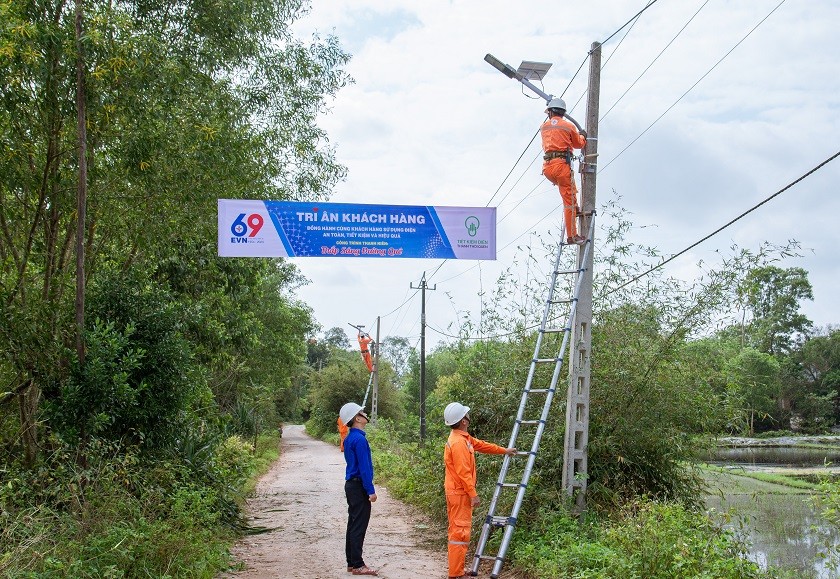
[484,54,516,79]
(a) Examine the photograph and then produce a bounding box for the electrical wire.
[601,0,654,72]
[602,150,840,297]
[601,0,662,46]
[430,0,666,290]
[428,150,839,341]
[601,0,711,122]
[488,139,543,209]
[485,130,542,207]
[569,0,659,120]
[600,0,788,174]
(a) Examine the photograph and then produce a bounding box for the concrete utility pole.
[410,272,436,442]
[372,316,380,422]
[561,42,601,509]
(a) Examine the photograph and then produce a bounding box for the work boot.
[567,235,586,246]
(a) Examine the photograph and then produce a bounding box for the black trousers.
[345,478,371,568]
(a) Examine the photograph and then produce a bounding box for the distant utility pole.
[561,42,601,509]
[372,316,380,423]
[410,272,436,442]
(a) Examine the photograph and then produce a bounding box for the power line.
[428,150,840,341]
[601,0,654,72]
[561,0,662,101]
[600,0,711,122]
[379,1,776,340]
[488,137,543,209]
[600,0,662,46]
[569,0,659,119]
[600,0,788,174]
[603,150,840,297]
[485,130,541,207]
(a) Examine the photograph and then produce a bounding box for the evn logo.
[230,213,264,238]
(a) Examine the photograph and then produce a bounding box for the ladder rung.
[548,298,573,305]
[486,515,517,527]
[517,419,543,425]
[541,327,570,334]
[534,358,559,364]
[524,388,553,394]
[555,268,583,275]
[497,482,525,489]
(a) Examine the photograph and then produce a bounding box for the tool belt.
[544,150,572,163]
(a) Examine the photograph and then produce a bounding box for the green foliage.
[44,271,193,447]
[0,0,347,464]
[367,420,447,519]
[724,348,782,435]
[810,478,840,574]
[306,353,403,437]
[0,432,261,577]
[737,266,813,356]
[792,327,840,429]
[508,501,765,578]
[368,418,766,579]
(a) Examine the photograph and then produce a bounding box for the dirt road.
[223,424,449,579]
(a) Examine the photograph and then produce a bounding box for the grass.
[700,464,822,492]
[241,432,281,495]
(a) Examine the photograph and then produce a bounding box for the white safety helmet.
[444,402,470,426]
[340,402,365,426]
[545,97,567,113]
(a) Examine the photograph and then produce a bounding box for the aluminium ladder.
[469,216,595,578]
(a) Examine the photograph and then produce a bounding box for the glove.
[579,130,588,138]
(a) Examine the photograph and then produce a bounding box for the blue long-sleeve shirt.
[344,427,376,496]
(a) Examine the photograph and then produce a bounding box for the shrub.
[509,500,765,579]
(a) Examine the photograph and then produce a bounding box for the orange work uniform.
[540,116,586,240]
[358,333,373,373]
[444,429,507,578]
[338,416,349,451]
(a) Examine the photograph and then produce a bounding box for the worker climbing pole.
[357,329,374,373]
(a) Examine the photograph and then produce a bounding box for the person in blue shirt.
[339,402,378,576]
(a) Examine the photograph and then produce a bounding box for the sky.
[287,0,840,350]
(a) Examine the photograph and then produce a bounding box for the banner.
[218,199,496,260]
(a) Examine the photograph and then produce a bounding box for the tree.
[306,354,403,437]
[0,0,350,464]
[379,335,413,387]
[307,326,352,369]
[724,348,782,435]
[792,326,840,429]
[738,266,813,355]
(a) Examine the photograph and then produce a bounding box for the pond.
[704,442,840,578]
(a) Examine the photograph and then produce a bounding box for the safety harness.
[543,149,573,163]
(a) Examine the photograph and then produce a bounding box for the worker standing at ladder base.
[443,402,517,579]
[540,97,587,246]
